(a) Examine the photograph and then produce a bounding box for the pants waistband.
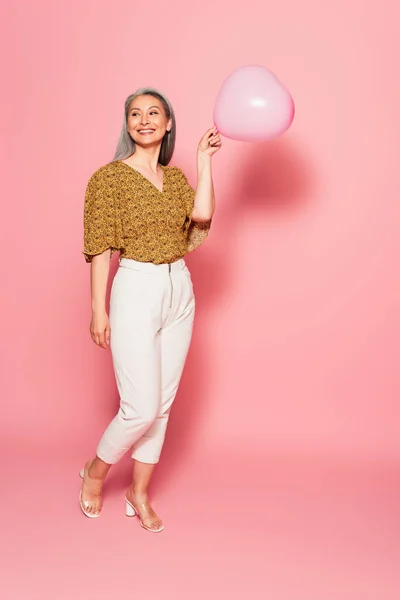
[119,257,186,274]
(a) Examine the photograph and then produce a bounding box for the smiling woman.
[114,89,175,162]
[80,87,222,532]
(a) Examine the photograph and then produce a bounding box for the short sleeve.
[83,169,123,263]
[178,169,212,253]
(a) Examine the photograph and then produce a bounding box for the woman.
[80,87,221,532]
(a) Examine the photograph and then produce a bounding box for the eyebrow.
[130,105,160,111]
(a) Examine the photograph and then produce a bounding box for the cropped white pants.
[96,257,195,465]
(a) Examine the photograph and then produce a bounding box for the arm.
[191,126,221,222]
[90,250,111,313]
[83,168,120,349]
[89,249,112,349]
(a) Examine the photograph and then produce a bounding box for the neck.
[129,144,162,172]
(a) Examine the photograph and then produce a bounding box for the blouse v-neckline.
[118,161,166,194]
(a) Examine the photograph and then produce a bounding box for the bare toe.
[80,460,103,516]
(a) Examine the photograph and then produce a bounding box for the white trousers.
[96,257,195,465]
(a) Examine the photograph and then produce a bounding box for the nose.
[140,116,150,125]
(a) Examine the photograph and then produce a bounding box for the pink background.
[1,1,399,599]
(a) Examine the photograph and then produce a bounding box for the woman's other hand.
[90,310,110,349]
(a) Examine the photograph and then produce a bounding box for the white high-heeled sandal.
[79,468,101,519]
[125,497,164,533]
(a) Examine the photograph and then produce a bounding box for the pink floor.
[2,445,400,600]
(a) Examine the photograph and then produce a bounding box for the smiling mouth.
[138,129,155,135]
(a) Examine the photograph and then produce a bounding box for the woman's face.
[127,95,172,147]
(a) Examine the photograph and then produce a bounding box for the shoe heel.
[125,499,136,517]
[79,469,84,479]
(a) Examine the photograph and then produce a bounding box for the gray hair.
[112,87,176,165]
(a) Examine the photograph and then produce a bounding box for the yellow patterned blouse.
[83,161,212,264]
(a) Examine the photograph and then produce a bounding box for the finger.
[102,330,110,349]
[93,333,100,346]
[204,128,217,141]
[98,332,107,349]
[105,326,111,347]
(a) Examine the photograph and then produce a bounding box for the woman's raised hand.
[90,310,110,349]
[198,126,222,158]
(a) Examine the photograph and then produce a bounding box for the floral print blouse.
[83,161,212,264]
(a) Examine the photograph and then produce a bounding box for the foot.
[126,487,164,532]
[80,459,104,517]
